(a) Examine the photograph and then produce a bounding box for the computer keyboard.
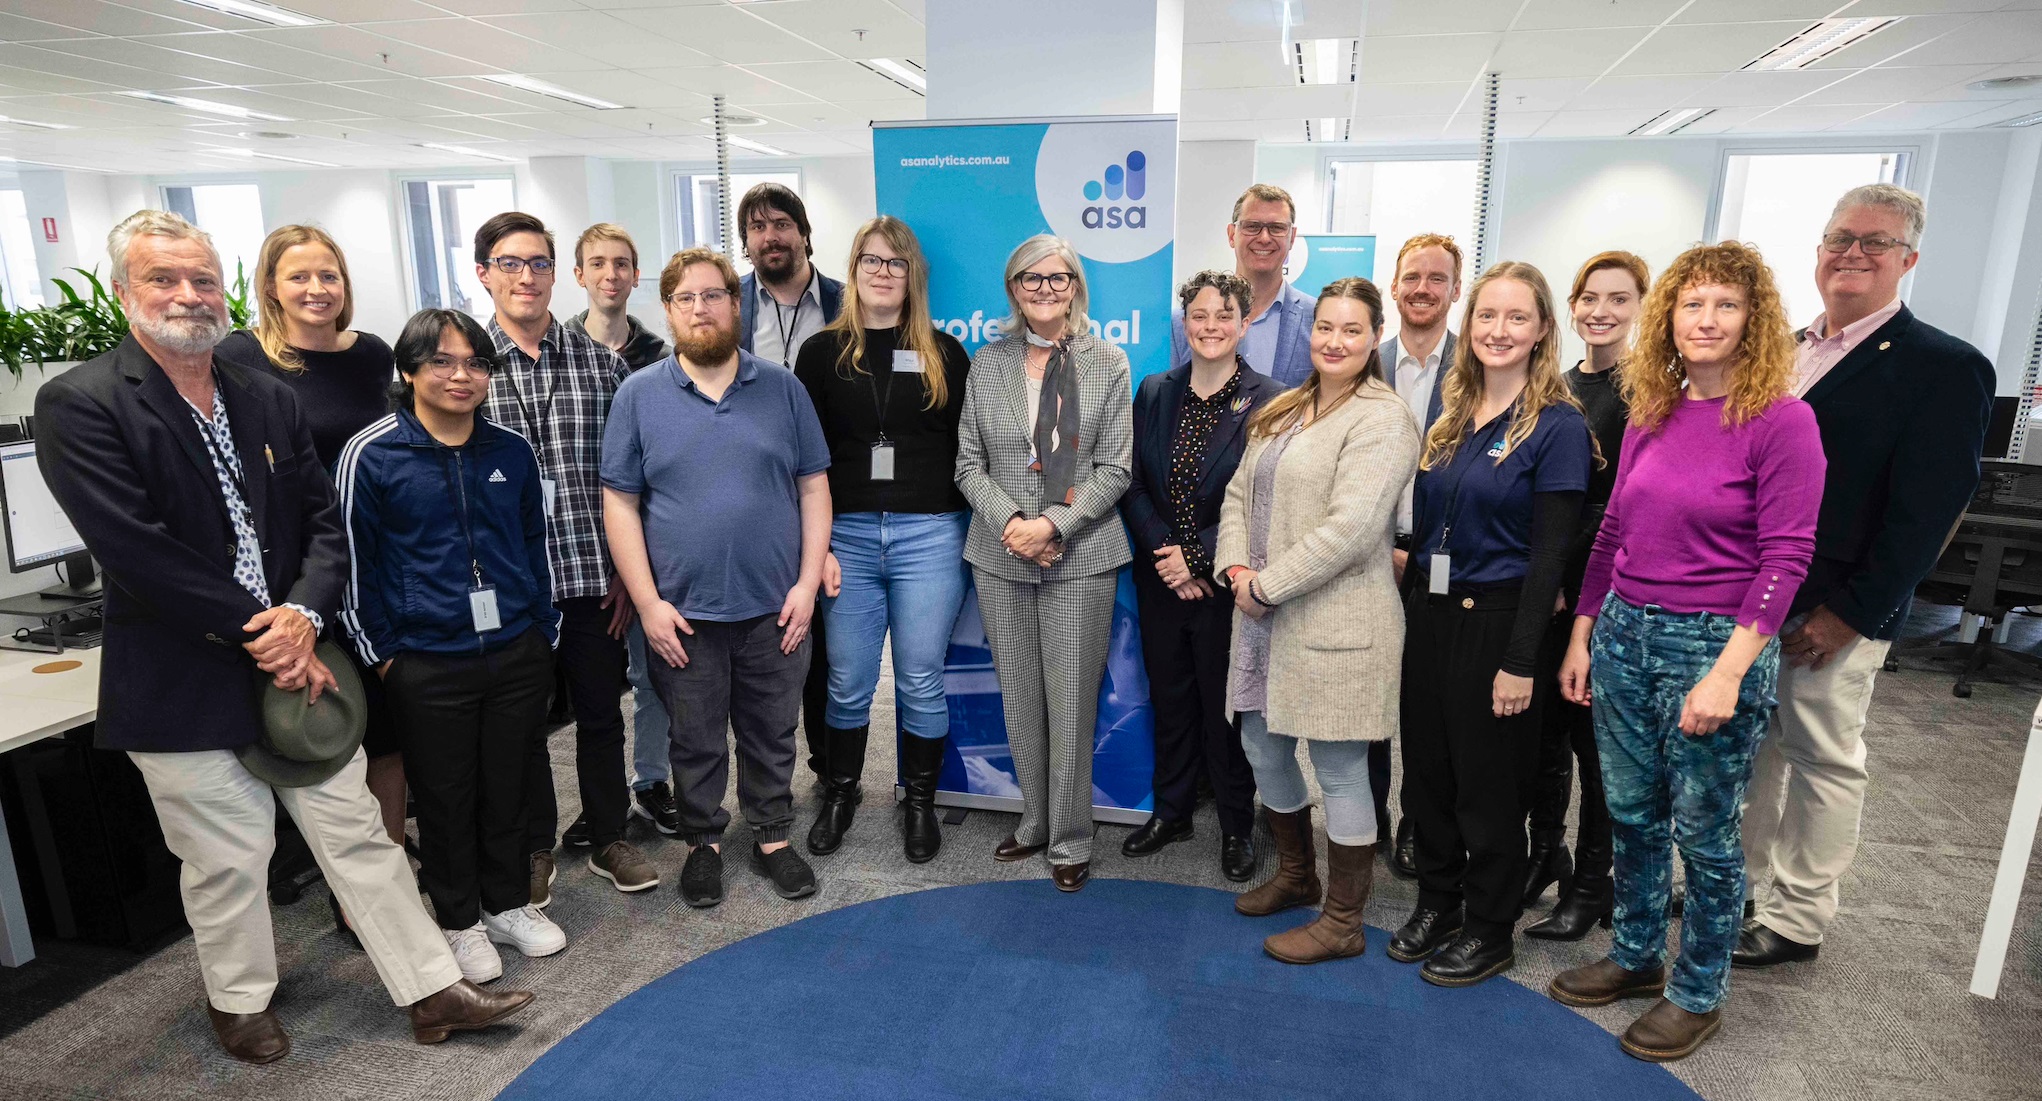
[21,614,103,649]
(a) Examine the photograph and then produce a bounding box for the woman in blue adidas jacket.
[338,308,564,985]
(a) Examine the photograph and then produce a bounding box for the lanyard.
[1431,410,1512,556]
[500,351,559,458]
[770,292,805,368]
[865,342,898,444]
[437,446,485,589]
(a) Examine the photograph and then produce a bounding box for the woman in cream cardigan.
[1216,276,1420,964]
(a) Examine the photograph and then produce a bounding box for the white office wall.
[257,169,411,342]
[1175,140,1257,286]
[1254,145,1324,234]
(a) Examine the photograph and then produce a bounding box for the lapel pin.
[1230,394,1251,414]
[1878,341,1890,351]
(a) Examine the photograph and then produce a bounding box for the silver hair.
[107,208,219,285]
[1001,234,1090,336]
[1830,183,1926,248]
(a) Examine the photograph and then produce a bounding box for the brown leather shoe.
[1620,997,1722,1062]
[1052,862,1090,892]
[530,851,556,909]
[1549,958,1668,1007]
[994,834,1047,863]
[1234,807,1323,917]
[409,979,535,1045]
[207,1006,289,1065]
[1263,841,1373,964]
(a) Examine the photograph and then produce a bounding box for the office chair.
[1886,461,2042,697]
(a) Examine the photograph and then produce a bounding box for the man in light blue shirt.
[1170,184,1315,386]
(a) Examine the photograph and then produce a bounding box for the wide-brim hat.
[237,639,368,788]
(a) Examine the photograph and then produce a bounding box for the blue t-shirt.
[1410,400,1592,588]
[600,351,829,622]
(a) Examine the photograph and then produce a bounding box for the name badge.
[891,349,921,373]
[870,442,896,482]
[1429,553,1451,596]
[470,585,502,633]
[540,477,558,520]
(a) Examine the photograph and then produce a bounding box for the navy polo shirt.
[601,351,829,622]
[1411,401,1592,588]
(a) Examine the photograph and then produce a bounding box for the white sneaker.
[483,904,567,958]
[444,923,503,984]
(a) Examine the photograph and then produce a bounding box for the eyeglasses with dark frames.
[1820,232,1912,256]
[1234,221,1293,238]
[485,255,556,275]
[857,253,911,277]
[1014,271,1075,293]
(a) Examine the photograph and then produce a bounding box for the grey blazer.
[955,331,1133,584]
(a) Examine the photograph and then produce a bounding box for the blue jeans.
[1591,595,1779,1015]
[821,511,971,738]
[626,622,672,790]
[1238,711,1380,846]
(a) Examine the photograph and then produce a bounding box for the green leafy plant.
[0,260,251,380]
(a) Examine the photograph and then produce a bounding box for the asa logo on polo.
[1035,124,1174,264]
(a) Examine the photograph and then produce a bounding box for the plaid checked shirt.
[485,315,631,602]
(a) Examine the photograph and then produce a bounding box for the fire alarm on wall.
[41,217,56,243]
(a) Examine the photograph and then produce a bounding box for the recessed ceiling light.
[416,142,520,163]
[726,135,790,156]
[1969,75,2042,92]
[862,58,926,93]
[0,115,73,130]
[237,130,298,140]
[1745,18,1897,72]
[118,90,291,121]
[1990,109,2042,128]
[699,113,769,128]
[474,74,622,111]
[1629,107,1715,136]
[1294,38,1358,86]
[200,145,336,167]
[168,0,325,27]
[1304,117,1350,142]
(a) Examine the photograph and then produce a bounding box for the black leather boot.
[1521,830,1573,911]
[1524,874,1613,941]
[1390,818,1418,880]
[900,732,946,864]
[805,725,868,855]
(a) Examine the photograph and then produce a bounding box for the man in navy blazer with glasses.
[1170,183,1315,386]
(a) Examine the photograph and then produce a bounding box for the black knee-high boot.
[900,733,946,864]
[806,725,868,855]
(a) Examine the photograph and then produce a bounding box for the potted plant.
[0,262,252,380]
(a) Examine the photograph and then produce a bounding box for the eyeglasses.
[1235,221,1293,238]
[1014,271,1075,293]
[485,255,556,275]
[858,253,911,277]
[423,355,495,379]
[1820,232,1912,256]
[663,289,732,309]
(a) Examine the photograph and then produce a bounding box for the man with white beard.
[34,209,532,1064]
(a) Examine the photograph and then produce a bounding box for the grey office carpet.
[1,605,2038,1101]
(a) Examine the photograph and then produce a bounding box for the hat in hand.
[237,639,367,788]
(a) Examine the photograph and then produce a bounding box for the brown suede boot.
[1548,958,1667,1007]
[1233,807,1322,917]
[1263,841,1375,964]
[1619,997,1723,1062]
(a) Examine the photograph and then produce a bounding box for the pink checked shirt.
[1793,297,1903,398]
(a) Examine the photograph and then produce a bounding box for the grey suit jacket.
[955,330,1133,584]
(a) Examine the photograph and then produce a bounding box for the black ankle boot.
[1524,875,1613,941]
[1521,832,1574,911]
[900,733,946,864]
[806,725,868,855]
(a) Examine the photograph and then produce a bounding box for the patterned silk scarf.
[1028,335,1084,509]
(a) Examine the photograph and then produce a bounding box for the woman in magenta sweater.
[1547,241,1824,1063]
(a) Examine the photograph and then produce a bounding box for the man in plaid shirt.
[474,212,658,901]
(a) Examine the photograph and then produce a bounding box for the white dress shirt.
[1393,339,1446,535]
[752,267,825,368]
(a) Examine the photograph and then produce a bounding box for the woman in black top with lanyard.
[793,216,972,862]
[1390,260,1593,988]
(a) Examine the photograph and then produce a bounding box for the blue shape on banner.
[1285,234,1378,296]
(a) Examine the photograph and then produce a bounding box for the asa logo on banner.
[1036,124,1174,264]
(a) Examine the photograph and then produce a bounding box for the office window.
[402,177,516,321]
[161,183,265,291]
[0,190,44,310]
[1715,152,1909,329]
[1327,159,1479,287]
[675,171,800,265]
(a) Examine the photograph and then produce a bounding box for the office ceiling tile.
[361,19,611,72]
[1514,0,1687,31]
[127,32,395,83]
[1894,10,2042,66]
[639,64,821,103]
[1831,98,2006,129]
[607,4,834,64]
[1360,0,1517,36]
[1534,108,1661,136]
[1183,41,1295,90]
[1796,64,1996,105]
[1808,14,1988,70]
[0,12,102,43]
[480,11,712,69]
[1566,73,1720,111]
[740,61,923,103]
[1489,27,1654,79]
[1352,81,1468,116]
[1610,21,1812,76]
[241,25,491,79]
[742,0,926,60]
[1732,103,1885,131]
[32,37,297,86]
[1688,68,1854,108]
[1181,0,1368,44]
[1358,33,1499,84]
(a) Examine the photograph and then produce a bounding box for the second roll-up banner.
[872,114,1176,824]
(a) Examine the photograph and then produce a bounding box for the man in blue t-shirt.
[601,247,832,910]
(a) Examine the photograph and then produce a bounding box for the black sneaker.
[630,783,682,836]
[679,845,724,908]
[561,812,593,849]
[750,842,817,900]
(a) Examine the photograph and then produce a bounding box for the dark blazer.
[1170,282,1316,387]
[1381,329,1456,432]
[35,336,348,753]
[1792,305,1995,640]
[1121,359,1283,578]
[738,268,845,356]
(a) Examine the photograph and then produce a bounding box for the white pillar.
[1174,140,1256,284]
[925,0,1183,120]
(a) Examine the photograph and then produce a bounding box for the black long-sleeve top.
[217,329,394,472]
[794,325,971,515]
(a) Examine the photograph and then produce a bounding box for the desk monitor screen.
[0,440,93,586]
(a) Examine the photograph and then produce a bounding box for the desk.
[1974,697,2042,998]
[0,647,99,966]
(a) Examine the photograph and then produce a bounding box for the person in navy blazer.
[1170,184,1316,386]
[1123,270,1283,881]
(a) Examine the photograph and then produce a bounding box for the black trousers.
[801,614,829,777]
[1529,614,1613,880]
[388,629,553,929]
[524,595,630,853]
[1400,588,1550,941]
[1134,579,1255,836]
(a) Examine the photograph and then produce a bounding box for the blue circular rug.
[498,879,1701,1101]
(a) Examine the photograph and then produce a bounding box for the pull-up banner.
[873,115,1175,823]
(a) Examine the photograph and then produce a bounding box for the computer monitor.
[0,439,98,597]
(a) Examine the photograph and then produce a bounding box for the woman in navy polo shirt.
[1389,261,1593,988]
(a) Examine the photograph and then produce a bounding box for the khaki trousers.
[130,747,464,1013]
[1739,631,1892,945]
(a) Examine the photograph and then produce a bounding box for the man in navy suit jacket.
[1170,183,1315,386]
[1737,184,1995,969]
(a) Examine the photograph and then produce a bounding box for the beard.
[133,303,229,357]
[752,243,800,282]
[672,317,740,366]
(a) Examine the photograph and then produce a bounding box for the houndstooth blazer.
[955,330,1133,585]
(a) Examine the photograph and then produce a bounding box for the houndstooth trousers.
[973,570,1118,866]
